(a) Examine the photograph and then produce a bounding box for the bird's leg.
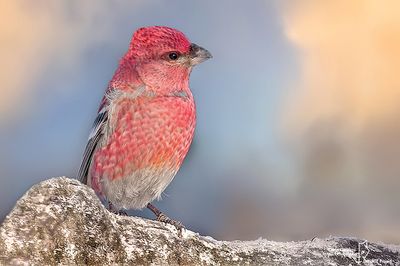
[147,203,184,232]
[108,201,128,216]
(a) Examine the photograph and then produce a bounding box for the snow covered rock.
[0,177,399,265]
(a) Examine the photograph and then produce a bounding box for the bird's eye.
[168,52,179,60]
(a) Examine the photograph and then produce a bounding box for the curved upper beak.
[189,43,212,66]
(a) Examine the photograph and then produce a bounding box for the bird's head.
[125,26,212,89]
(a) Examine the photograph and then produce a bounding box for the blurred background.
[1,0,400,244]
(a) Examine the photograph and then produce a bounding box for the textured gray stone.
[0,177,399,265]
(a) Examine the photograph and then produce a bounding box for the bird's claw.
[157,213,185,233]
[117,210,128,216]
[109,209,128,216]
[108,201,128,216]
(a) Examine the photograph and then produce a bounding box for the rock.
[0,177,399,265]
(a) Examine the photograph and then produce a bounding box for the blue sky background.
[1,1,400,243]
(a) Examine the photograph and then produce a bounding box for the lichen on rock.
[0,177,399,265]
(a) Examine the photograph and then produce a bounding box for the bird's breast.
[94,94,196,181]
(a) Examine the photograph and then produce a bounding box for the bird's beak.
[189,43,212,66]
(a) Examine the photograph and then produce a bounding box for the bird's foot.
[108,201,128,216]
[116,210,128,216]
[147,203,185,234]
[156,213,185,232]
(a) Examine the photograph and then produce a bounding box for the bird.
[78,26,212,230]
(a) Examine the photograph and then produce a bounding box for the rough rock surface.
[0,177,399,265]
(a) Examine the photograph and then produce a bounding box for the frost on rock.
[0,177,399,265]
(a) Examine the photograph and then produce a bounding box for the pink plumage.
[78,26,211,229]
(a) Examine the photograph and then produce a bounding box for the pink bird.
[78,26,212,230]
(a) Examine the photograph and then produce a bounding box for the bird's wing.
[78,107,108,184]
[77,84,146,184]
